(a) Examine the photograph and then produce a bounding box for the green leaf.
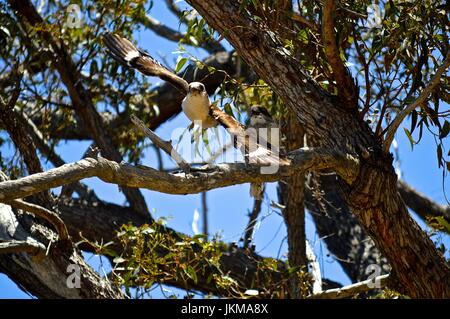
[435,216,450,234]
[90,60,98,76]
[440,121,450,139]
[202,131,212,156]
[437,144,443,168]
[185,266,198,284]
[224,103,234,117]
[175,57,188,73]
[403,128,414,150]
[410,110,418,134]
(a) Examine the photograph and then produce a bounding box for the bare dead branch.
[130,115,191,173]
[383,52,450,152]
[0,148,360,201]
[308,274,390,299]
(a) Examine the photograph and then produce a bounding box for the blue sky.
[1,1,449,298]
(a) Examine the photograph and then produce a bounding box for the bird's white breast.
[181,92,211,122]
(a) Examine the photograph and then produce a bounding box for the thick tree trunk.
[278,113,307,297]
[187,0,450,297]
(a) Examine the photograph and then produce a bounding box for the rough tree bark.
[278,113,307,297]
[186,0,450,298]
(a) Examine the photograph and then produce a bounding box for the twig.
[165,0,185,19]
[383,53,450,153]
[288,12,320,33]
[19,109,97,200]
[6,199,69,241]
[308,274,390,299]
[138,15,225,53]
[243,196,263,248]
[130,115,191,173]
[201,192,208,238]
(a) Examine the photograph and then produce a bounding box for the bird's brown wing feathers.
[103,33,189,94]
[210,105,290,166]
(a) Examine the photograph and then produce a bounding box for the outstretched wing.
[210,105,289,166]
[103,33,189,94]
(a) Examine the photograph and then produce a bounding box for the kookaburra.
[247,105,279,200]
[103,33,288,200]
[103,33,217,128]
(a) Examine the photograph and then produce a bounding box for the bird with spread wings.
[102,33,288,186]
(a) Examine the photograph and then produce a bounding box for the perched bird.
[246,105,279,200]
[182,82,218,128]
[248,105,279,150]
[103,33,218,128]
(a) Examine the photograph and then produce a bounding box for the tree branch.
[137,14,225,53]
[57,197,287,297]
[27,51,245,142]
[0,203,124,298]
[398,180,450,228]
[9,0,149,216]
[243,196,263,248]
[186,0,450,298]
[0,239,46,257]
[383,52,450,152]
[278,113,307,298]
[17,108,98,200]
[321,0,358,108]
[306,174,390,283]
[130,115,191,173]
[0,98,53,207]
[309,274,390,299]
[289,12,320,33]
[5,199,69,241]
[0,148,360,201]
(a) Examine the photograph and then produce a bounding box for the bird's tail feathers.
[250,183,264,200]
